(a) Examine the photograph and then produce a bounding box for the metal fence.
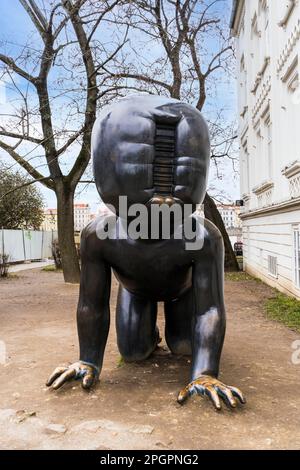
[0,229,57,263]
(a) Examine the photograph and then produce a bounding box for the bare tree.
[0,0,130,282]
[104,0,239,270]
[0,0,128,283]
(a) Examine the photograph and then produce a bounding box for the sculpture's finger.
[52,368,76,390]
[228,386,246,405]
[82,372,95,390]
[216,385,237,408]
[203,385,221,411]
[46,366,68,386]
[177,383,195,405]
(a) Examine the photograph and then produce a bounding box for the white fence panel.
[1,229,57,263]
[42,231,55,259]
[26,231,42,260]
[3,230,25,262]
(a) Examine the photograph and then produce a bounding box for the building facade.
[41,209,57,231]
[42,204,92,232]
[74,203,91,232]
[217,204,243,229]
[231,0,300,297]
[217,204,243,249]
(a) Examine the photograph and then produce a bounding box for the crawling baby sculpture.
[47,95,246,410]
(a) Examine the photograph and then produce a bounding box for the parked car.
[234,242,243,257]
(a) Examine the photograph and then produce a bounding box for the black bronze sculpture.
[47,95,246,410]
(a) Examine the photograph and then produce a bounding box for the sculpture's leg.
[46,230,111,390]
[177,227,246,410]
[164,289,194,356]
[116,285,158,362]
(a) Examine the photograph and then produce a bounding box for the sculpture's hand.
[177,375,246,411]
[46,361,99,390]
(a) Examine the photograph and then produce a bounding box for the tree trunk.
[56,183,80,283]
[204,193,239,272]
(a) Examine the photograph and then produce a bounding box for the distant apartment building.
[231,0,300,298]
[41,204,91,232]
[217,204,242,229]
[74,203,91,231]
[41,208,57,231]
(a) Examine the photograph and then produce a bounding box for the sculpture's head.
[92,95,210,214]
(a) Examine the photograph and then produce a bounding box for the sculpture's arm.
[47,230,111,390]
[178,224,246,410]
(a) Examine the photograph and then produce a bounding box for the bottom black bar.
[0,449,297,465]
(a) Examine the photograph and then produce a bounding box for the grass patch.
[225,271,260,282]
[117,356,125,368]
[264,292,300,332]
[42,264,62,273]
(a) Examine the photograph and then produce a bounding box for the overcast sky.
[0,0,239,214]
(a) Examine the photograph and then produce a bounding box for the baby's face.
[92,95,210,215]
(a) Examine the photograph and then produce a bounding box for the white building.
[231,0,300,298]
[217,204,242,229]
[74,203,91,232]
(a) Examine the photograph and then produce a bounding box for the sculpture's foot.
[177,375,246,411]
[46,361,99,390]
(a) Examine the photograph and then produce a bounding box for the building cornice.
[277,18,300,74]
[240,197,300,220]
[282,160,300,179]
[252,180,274,196]
[230,0,245,37]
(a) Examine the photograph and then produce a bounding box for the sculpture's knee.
[167,338,192,356]
[119,345,154,363]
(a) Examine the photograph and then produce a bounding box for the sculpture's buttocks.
[108,239,193,301]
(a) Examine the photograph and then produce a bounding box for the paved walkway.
[9,260,54,273]
[0,268,300,450]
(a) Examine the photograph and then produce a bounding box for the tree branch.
[56,127,85,157]
[0,130,42,145]
[19,0,47,41]
[86,0,121,46]
[102,68,172,93]
[0,140,54,190]
[62,0,98,184]
[0,53,36,83]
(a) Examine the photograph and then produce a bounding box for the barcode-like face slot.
[153,123,177,195]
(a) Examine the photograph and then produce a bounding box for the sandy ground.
[0,268,300,450]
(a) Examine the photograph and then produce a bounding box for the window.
[293,227,300,288]
[256,127,262,182]
[268,255,278,278]
[259,0,269,30]
[251,13,260,39]
[264,113,272,180]
[241,140,250,195]
[240,55,247,112]
[282,57,299,94]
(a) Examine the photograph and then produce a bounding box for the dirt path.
[0,269,300,450]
